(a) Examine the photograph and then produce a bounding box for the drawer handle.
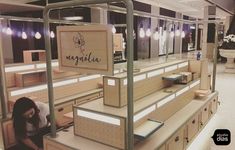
[211,110,213,114]
[213,99,216,102]
[185,137,189,143]
[175,136,179,142]
[204,108,207,111]
[192,120,196,124]
[200,122,203,126]
[58,108,64,112]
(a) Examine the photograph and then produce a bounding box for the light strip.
[157,94,175,108]
[134,74,146,82]
[17,69,45,74]
[53,78,78,87]
[134,105,156,122]
[165,65,178,72]
[178,62,188,68]
[77,109,120,126]
[107,79,115,86]
[79,74,101,82]
[123,79,127,85]
[114,70,120,74]
[5,64,35,72]
[11,84,47,96]
[147,69,164,78]
[52,61,59,67]
[176,86,190,96]
[190,80,200,88]
[36,63,46,69]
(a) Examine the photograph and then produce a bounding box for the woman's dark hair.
[12,97,40,139]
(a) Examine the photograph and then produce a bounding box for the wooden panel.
[103,77,120,107]
[74,112,125,149]
[200,60,209,90]
[57,25,113,75]
[189,60,201,76]
[167,127,184,150]
[75,92,100,105]
[0,121,5,150]
[210,97,218,115]
[15,70,46,87]
[200,104,209,128]
[6,72,16,88]
[104,66,188,107]
[159,144,166,150]
[44,138,73,150]
[2,120,17,149]
[55,101,74,126]
[186,113,199,142]
[23,50,46,64]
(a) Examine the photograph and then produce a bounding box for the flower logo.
[73,32,85,54]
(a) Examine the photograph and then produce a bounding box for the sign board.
[57,25,113,75]
[113,33,124,51]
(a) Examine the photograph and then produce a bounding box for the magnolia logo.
[73,32,85,54]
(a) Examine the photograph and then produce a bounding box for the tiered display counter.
[43,59,219,150]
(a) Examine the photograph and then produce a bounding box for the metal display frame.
[0,1,220,149]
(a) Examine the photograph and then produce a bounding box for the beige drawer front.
[186,114,199,143]
[211,97,218,115]
[44,138,73,150]
[75,93,100,105]
[158,144,166,150]
[200,104,209,127]
[55,101,74,125]
[167,128,184,150]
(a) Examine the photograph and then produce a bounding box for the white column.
[150,5,160,58]
[0,20,14,63]
[91,8,107,24]
[175,12,183,54]
[202,5,216,59]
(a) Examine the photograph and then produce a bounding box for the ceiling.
[0,0,233,19]
[136,0,233,19]
[0,1,43,13]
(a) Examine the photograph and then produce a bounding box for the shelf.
[134,92,218,150]
[134,119,164,140]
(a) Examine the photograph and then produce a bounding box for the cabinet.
[200,103,210,128]
[167,127,185,150]
[23,50,46,63]
[185,113,199,144]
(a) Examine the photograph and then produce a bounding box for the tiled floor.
[187,63,235,150]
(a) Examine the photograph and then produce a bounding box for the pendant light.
[146,24,151,37]
[50,31,55,38]
[170,27,174,38]
[175,22,181,37]
[139,23,145,38]
[153,27,159,40]
[35,23,41,39]
[21,23,27,39]
[181,30,185,38]
[6,20,13,35]
[112,26,116,34]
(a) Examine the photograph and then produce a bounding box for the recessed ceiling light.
[63,16,83,21]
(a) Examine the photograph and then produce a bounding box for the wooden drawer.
[167,127,184,150]
[55,101,74,125]
[159,144,166,150]
[210,97,218,115]
[200,104,209,128]
[2,120,17,149]
[186,113,199,143]
[44,138,73,150]
[75,93,100,105]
